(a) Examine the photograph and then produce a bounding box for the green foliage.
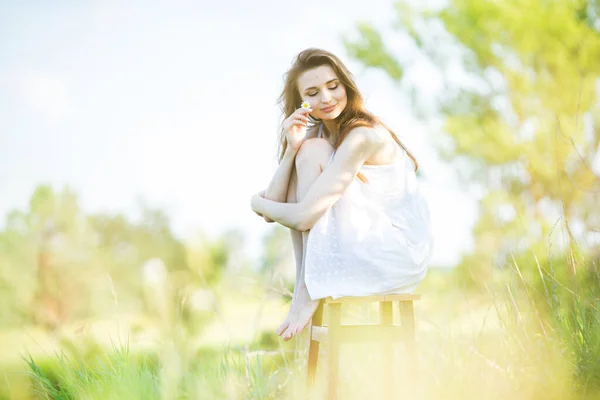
[25,347,160,400]
[10,250,600,399]
[0,185,230,329]
[476,245,600,395]
[345,0,600,284]
[343,22,404,80]
[23,341,298,400]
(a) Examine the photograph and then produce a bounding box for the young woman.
[251,48,434,341]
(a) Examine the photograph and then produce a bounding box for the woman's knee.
[295,138,334,168]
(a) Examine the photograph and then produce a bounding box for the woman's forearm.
[264,147,298,202]
[253,197,305,231]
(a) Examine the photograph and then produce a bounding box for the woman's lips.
[321,104,336,112]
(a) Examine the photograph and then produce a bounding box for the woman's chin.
[320,112,342,121]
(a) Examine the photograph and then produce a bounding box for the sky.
[0,0,479,268]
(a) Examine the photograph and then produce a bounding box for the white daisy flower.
[301,101,311,110]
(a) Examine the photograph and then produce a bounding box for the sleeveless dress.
[304,123,434,300]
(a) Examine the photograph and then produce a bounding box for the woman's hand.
[251,190,274,223]
[283,103,313,152]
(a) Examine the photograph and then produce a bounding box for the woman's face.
[297,65,348,120]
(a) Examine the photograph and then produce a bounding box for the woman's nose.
[320,92,332,103]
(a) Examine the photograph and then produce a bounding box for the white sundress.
[304,123,434,300]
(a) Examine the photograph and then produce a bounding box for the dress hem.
[306,270,427,301]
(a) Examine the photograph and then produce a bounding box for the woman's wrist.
[284,146,298,159]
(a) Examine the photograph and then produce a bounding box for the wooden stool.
[306,294,420,399]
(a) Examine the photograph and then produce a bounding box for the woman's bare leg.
[276,165,304,336]
[288,167,304,294]
[281,138,333,341]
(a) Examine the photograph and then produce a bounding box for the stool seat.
[306,294,420,399]
[323,293,421,303]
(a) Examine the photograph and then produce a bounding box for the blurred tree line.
[0,185,254,331]
[345,0,600,286]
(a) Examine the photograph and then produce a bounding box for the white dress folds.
[304,124,434,300]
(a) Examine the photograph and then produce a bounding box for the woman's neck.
[322,120,338,143]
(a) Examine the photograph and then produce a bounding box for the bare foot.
[280,284,319,341]
[276,290,298,337]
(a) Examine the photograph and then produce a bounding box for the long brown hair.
[276,48,418,184]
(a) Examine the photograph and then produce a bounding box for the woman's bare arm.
[263,146,298,203]
[252,127,384,231]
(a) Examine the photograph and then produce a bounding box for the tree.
[0,185,193,329]
[345,0,600,284]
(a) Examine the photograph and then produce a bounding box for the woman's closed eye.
[307,84,339,97]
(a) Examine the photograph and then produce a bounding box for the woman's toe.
[277,321,290,336]
[283,325,296,341]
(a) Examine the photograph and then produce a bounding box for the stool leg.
[400,300,417,393]
[380,301,394,398]
[328,303,342,400]
[307,300,324,388]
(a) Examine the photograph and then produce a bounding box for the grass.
[3,248,600,399]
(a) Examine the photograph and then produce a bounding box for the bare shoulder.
[345,126,386,148]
